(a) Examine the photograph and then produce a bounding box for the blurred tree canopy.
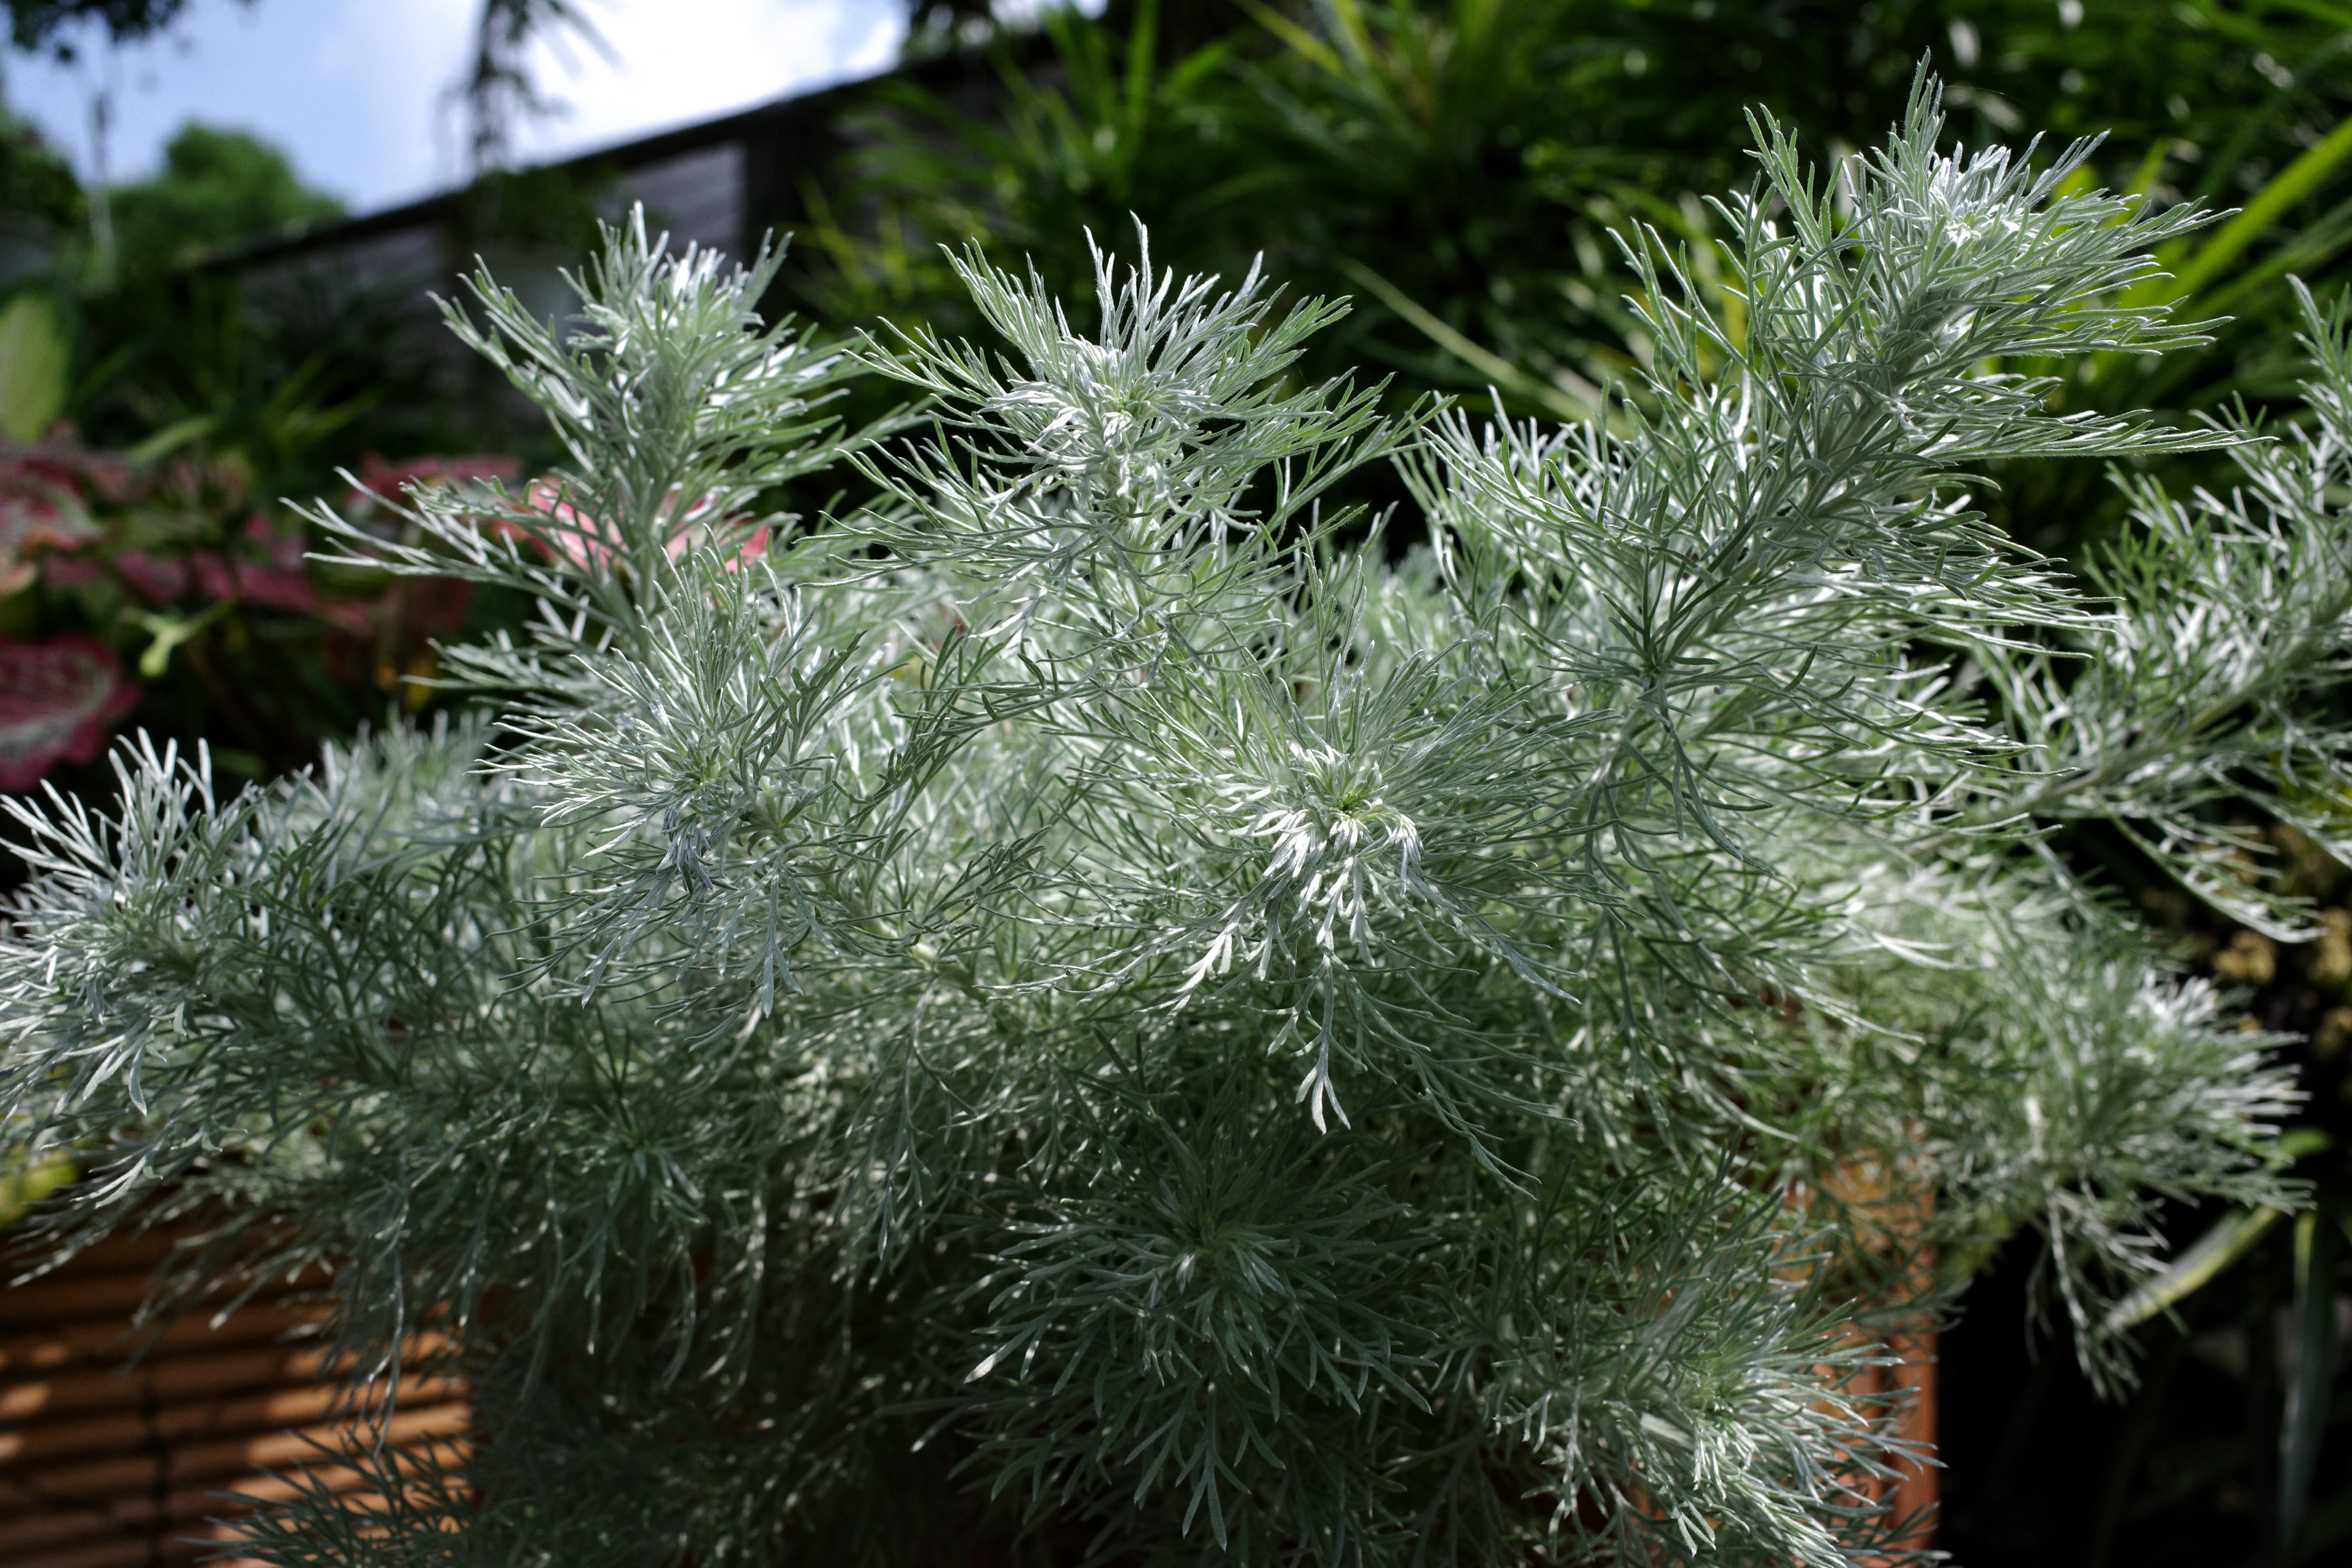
[4,0,240,58]
[107,122,341,275]
[0,112,79,232]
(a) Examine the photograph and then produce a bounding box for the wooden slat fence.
[0,1220,467,1568]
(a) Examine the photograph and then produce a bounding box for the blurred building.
[204,46,1006,330]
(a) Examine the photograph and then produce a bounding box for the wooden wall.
[0,1223,466,1568]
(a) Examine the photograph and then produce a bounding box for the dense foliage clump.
[2,79,2343,1565]
[819,0,2352,440]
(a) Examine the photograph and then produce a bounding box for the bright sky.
[0,0,909,214]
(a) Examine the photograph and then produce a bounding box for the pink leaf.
[0,463,101,595]
[243,511,309,572]
[40,557,103,589]
[192,552,236,603]
[0,439,135,506]
[354,453,523,500]
[509,478,762,573]
[0,634,140,791]
[231,566,327,617]
[115,551,190,604]
[0,466,99,554]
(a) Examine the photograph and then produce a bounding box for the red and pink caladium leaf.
[0,461,101,596]
[505,477,765,574]
[0,437,136,505]
[0,465,99,546]
[113,551,190,603]
[0,634,140,790]
[351,452,522,503]
[199,514,330,617]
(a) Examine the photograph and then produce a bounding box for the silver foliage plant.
[0,77,2326,1565]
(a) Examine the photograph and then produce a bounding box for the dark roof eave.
[192,39,1017,275]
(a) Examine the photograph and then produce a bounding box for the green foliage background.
[808,0,2352,411]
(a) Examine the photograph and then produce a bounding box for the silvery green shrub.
[0,77,2331,1565]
